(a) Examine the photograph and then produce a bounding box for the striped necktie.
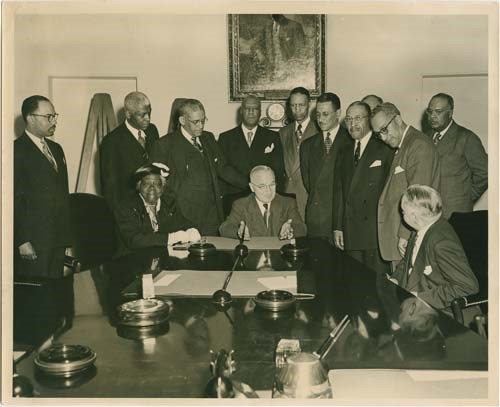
[433,132,443,145]
[41,138,58,171]
[354,141,361,166]
[192,136,203,152]
[324,132,332,154]
[263,203,269,229]
[138,130,146,149]
[247,131,253,147]
[296,123,303,144]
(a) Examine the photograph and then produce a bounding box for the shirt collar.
[323,124,340,140]
[356,131,373,155]
[438,119,454,138]
[242,124,258,134]
[254,196,271,214]
[181,126,198,143]
[25,130,45,145]
[417,216,440,239]
[125,120,142,140]
[295,117,310,132]
[139,194,161,212]
[397,125,410,150]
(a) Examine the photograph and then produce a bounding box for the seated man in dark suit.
[390,185,478,310]
[113,163,201,258]
[219,165,306,240]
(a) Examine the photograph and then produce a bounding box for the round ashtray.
[34,344,97,378]
[280,239,309,257]
[254,290,296,312]
[188,242,217,257]
[116,298,170,327]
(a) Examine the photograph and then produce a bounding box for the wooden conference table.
[14,237,488,399]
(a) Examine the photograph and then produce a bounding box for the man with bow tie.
[100,91,160,209]
[425,93,488,219]
[390,185,478,310]
[371,102,440,268]
[333,101,393,275]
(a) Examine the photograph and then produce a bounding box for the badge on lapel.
[264,143,274,154]
[423,265,433,275]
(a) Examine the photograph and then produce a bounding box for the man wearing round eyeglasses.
[219,166,306,240]
[333,101,393,275]
[150,99,247,236]
[371,102,440,268]
[425,93,487,219]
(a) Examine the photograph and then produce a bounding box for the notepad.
[257,275,297,290]
[154,273,181,287]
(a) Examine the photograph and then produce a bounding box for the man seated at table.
[113,163,201,257]
[389,185,478,310]
[219,165,306,240]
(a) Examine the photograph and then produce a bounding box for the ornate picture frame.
[228,14,326,102]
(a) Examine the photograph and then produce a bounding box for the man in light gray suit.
[425,93,488,219]
[279,87,318,220]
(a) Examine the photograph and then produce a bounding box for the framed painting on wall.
[228,14,326,101]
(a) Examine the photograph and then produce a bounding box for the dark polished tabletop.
[14,238,488,398]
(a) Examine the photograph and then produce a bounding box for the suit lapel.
[283,124,298,176]
[22,133,59,175]
[348,136,377,196]
[249,196,268,235]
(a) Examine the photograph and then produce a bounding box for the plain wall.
[14,14,488,137]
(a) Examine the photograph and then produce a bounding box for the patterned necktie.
[405,233,418,276]
[296,123,303,144]
[145,204,159,232]
[192,136,203,152]
[433,132,442,145]
[41,138,58,171]
[263,203,269,228]
[247,131,253,146]
[354,141,361,166]
[138,130,146,149]
[324,132,332,154]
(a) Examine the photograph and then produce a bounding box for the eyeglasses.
[252,182,276,191]
[186,117,208,126]
[375,115,396,136]
[30,113,59,123]
[344,115,368,125]
[425,108,449,116]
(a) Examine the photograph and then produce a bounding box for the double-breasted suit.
[333,135,393,272]
[279,119,317,220]
[378,126,441,262]
[392,218,479,310]
[426,121,488,219]
[14,133,72,278]
[100,122,159,208]
[300,126,351,239]
[219,194,307,239]
[150,129,247,235]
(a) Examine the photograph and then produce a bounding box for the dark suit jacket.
[150,129,247,235]
[279,119,317,220]
[333,135,393,250]
[300,126,351,238]
[219,193,307,239]
[392,218,479,309]
[14,133,72,277]
[113,193,192,258]
[218,125,285,194]
[100,122,159,208]
[427,121,488,219]
[378,126,441,261]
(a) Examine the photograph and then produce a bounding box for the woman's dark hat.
[134,163,170,184]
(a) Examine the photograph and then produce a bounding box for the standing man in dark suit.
[150,99,247,236]
[390,185,478,310]
[300,92,351,240]
[14,95,74,341]
[333,101,393,275]
[218,95,285,215]
[371,102,440,267]
[279,87,318,220]
[100,91,159,209]
[425,93,488,219]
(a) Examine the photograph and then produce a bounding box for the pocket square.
[264,143,274,154]
[369,160,382,168]
[423,265,433,275]
[394,165,405,174]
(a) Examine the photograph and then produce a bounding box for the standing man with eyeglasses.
[279,87,318,221]
[150,99,247,235]
[100,91,159,209]
[425,93,487,219]
[371,102,440,268]
[218,95,285,216]
[333,101,393,274]
[14,95,74,342]
[300,92,351,240]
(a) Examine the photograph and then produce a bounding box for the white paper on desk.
[154,273,181,287]
[257,275,297,290]
[406,370,488,381]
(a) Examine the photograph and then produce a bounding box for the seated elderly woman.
[114,163,201,257]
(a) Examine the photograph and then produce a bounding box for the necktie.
[247,131,253,146]
[296,123,303,144]
[324,132,332,154]
[405,233,417,276]
[138,130,146,149]
[145,204,159,232]
[192,136,203,152]
[433,132,442,145]
[263,203,269,228]
[354,141,361,166]
[41,138,58,171]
